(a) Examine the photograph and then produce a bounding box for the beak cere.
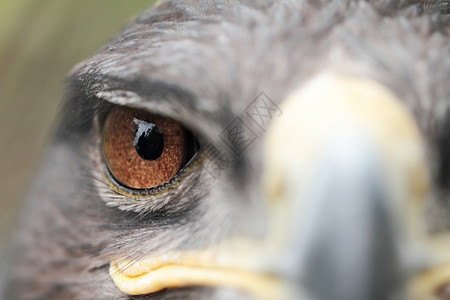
[263,73,429,299]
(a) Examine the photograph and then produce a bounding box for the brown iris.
[103,106,189,189]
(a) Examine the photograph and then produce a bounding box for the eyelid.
[95,86,197,125]
[95,87,228,148]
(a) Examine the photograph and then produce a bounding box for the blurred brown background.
[0,0,155,257]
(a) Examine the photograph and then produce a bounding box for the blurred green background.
[0,0,155,256]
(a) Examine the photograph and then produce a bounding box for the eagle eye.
[102,106,196,190]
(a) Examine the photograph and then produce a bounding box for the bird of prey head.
[2,0,450,299]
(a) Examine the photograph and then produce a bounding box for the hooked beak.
[263,72,434,299]
[110,73,449,299]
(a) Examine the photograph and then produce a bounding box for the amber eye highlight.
[103,106,190,189]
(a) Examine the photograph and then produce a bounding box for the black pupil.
[133,120,164,161]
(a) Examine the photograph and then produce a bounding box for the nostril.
[437,283,450,299]
[437,110,450,189]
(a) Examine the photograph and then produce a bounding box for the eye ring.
[102,106,198,191]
